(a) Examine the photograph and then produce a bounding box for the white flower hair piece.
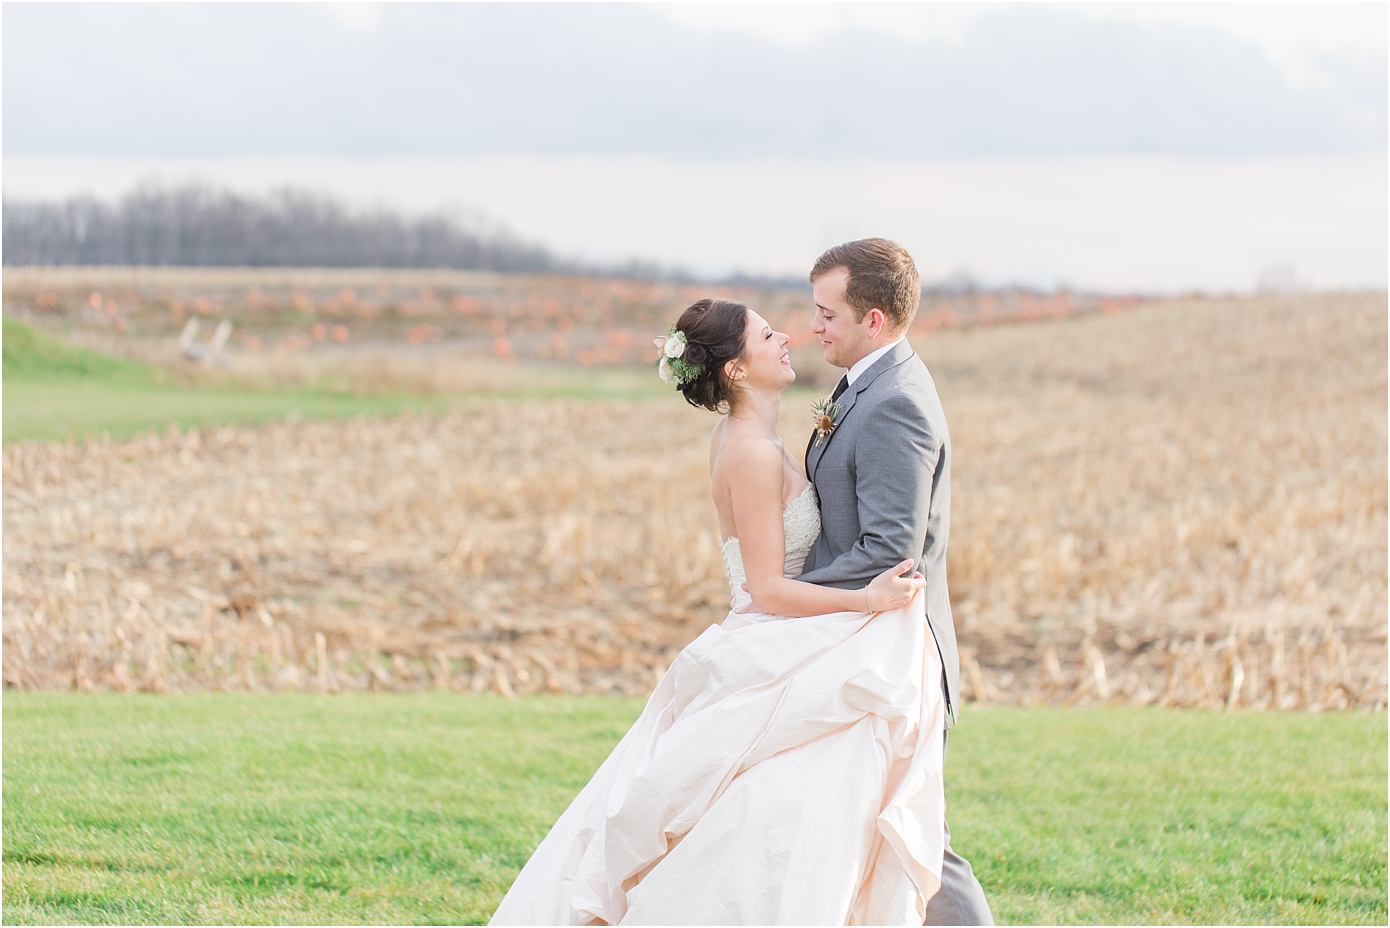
[653,325,701,386]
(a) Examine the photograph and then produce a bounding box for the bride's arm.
[729,441,922,617]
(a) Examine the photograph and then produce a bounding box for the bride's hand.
[735,583,756,614]
[865,559,925,612]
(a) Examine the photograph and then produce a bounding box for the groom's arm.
[796,393,939,588]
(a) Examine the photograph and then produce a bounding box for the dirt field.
[4,290,1385,708]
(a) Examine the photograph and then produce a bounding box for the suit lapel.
[808,386,861,480]
[807,340,916,482]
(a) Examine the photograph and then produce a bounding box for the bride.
[489,298,949,926]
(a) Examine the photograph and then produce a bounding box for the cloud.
[1073,2,1388,91]
[649,2,1390,90]
[3,3,1383,159]
[649,2,992,47]
[326,2,383,35]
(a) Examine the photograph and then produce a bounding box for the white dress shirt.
[845,337,906,387]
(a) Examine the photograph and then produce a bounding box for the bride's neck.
[728,386,781,432]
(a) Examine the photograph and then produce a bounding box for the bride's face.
[729,310,795,396]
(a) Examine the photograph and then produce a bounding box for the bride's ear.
[725,358,747,382]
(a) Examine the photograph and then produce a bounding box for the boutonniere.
[810,397,842,447]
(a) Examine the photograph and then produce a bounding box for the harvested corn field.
[4,292,1385,707]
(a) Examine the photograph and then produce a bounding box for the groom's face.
[811,267,876,370]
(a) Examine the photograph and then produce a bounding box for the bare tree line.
[2,184,564,272]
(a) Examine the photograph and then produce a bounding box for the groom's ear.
[865,307,888,338]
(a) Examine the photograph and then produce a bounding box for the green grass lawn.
[1,317,668,443]
[1,317,441,444]
[3,695,1384,926]
[2,377,453,445]
[948,708,1386,926]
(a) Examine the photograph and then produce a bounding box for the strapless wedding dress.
[489,486,947,926]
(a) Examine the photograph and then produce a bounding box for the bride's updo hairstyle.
[673,298,749,413]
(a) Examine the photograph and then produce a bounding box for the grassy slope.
[4,695,1384,926]
[1,318,668,443]
[2,317,436,443]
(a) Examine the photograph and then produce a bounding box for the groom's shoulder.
[868,351,938,400]
[861,354,946,423]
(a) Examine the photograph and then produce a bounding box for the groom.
[796,238,993,926]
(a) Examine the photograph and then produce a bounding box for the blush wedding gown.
[489,486,948,926]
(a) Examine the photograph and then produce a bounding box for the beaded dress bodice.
[720,485,820,612]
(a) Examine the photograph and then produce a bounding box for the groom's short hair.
[810,238,921,334]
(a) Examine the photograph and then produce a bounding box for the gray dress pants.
[921,821,994,925]
[921,726,995,926]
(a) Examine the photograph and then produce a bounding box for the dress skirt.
[488,592,947,926]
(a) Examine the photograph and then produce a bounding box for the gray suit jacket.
[799,338,960,724]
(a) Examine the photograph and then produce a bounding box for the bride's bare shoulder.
[710,415,729,442]
[711,424,783,482]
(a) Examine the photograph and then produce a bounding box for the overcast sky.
[6,2,1385,159]
[4,2,1386,290]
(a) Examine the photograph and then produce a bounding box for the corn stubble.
[4,293,1384,709]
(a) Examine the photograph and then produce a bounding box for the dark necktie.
[830,375,849,402]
